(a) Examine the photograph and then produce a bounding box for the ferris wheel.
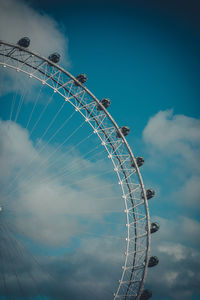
[0,37,160,300]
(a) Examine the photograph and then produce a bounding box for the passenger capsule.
[142,189,155,200]
[116,126,130,138]
[17,37,30,48]
[148,256,159,268]
[146,189,155,200]
[97,98,111,110]
[74,74,87,85]
[131,156,145,168]
[48,53,60,64]
[150,222,160,234]
[140,289,152,300]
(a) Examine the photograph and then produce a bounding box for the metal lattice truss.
[0,41,151,300]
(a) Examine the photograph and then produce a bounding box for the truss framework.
[0,41,151,300]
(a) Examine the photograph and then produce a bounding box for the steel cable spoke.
[29,92,55,137]
[40,134,102,179]
[0,224,26,298]
[6,110,77,196]
[3,120,87,203]
[9,72,21,121]
[25,84,44,129]
[39,98,66,141]
[41,151,104,186]
[4,90,56,194]
[13,85,28,123]
[1,220,58,292]
[31,133,101,185]
[1,223,45,299]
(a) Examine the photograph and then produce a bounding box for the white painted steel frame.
[0,41,151,300]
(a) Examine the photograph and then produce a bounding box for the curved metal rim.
[0,40,151,299]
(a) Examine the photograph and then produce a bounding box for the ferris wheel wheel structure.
[0,37,160,300]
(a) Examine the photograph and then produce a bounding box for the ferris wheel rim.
[0,40,151,300]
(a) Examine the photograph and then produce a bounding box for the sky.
[0,0,200,299]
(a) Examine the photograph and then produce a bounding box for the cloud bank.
[0,119,125,299]
[0,119,123,245]
[142,110,200,299]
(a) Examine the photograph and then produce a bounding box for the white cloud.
[177,175,200,207]
[143,109,200,169]
[0,0,69,96]
[143,109,200,147]
[0,120,123,246]
[0,226,124,299]
[152,216,200,249]
[164,271,178,286]
[158,243,187,261]
[0,119,126,298]
[0,0,68,61]
[143,110,200,211]
[142,110,200,298]
[0,119,40,181]
[145,215,200,299]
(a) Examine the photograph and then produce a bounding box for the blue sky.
[0,0,200,299]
